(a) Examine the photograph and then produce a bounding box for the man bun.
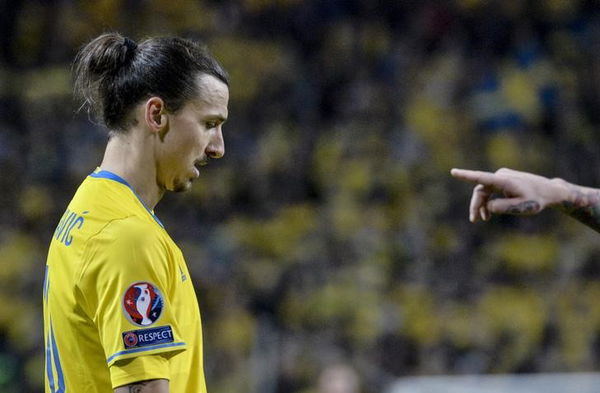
[73,33,138,128]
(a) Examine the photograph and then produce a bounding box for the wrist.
[548,177,572,211]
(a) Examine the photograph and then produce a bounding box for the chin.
[172,179,193,193]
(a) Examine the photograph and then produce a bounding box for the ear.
[144,97,168,136]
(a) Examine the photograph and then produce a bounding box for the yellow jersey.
[43,169,207,392]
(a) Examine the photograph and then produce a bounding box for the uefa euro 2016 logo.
[122,282,164,326]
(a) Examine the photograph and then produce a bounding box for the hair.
[73,32,229,131]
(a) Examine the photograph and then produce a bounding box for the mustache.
[194,158,209,168]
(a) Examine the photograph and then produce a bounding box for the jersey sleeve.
[109,354,170,389]
[76,216,187,375]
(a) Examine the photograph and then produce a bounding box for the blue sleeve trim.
[106,341,186,364]
[89,170,164,228]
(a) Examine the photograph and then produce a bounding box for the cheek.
[167,128,198,159]
[179,124,206,149]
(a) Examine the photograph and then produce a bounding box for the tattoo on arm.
[114,379,167,393]
[506,201,541,215]
[560,187,600,233]
[128,382,150,393]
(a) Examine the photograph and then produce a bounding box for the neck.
[99,129,164,210]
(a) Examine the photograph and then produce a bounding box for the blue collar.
[89,170,164,228]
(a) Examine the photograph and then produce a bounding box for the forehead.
[189,74,229,115]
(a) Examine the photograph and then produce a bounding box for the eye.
[205,121,218,129]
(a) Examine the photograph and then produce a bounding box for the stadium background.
[1,0,600,392]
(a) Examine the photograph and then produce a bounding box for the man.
[451,167,600,232]
[44,33,228,392]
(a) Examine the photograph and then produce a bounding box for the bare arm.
[114,379,168,393]
[450,167,600,232]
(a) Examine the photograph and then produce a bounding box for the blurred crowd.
[1,0,600,392]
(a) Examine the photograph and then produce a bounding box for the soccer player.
[43,33,229,392]
[451,168,600,232]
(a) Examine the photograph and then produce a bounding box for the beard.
[171,178,192,192]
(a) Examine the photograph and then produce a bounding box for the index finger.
[450,168,510,189]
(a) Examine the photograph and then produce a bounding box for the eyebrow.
[204,114,227,123]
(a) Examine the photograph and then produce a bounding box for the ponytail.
[73,33,137,129]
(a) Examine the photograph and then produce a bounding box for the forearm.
[551,179,600,232]
[114,379,168,393]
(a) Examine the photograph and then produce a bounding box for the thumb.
[487,198,542,215]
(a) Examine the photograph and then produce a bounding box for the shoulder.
[101,215,161,243]
[82,214,166,251]
[82,216,169,270]
[72,174,147,223]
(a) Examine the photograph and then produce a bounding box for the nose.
[206,126,225,159]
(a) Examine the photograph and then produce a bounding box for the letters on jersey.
[122,281,164,326]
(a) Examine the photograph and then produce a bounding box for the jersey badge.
[122,281,164,326]
[122,325,174,349]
